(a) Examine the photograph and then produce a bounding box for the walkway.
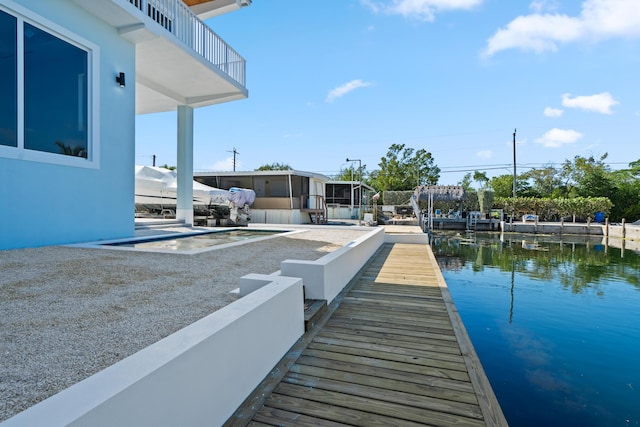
[225,243,507,426]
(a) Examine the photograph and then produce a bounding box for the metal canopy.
[415,185,467,202]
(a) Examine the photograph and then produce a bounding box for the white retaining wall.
[3,225,416,426]
[280,227,385,303]
[501,222,640,241]
[2,277,304,427]
[384,233,429,244]
[249,209,306,224]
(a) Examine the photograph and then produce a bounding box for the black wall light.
[116,72,125,87]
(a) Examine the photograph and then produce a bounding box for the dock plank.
[307,338,467,366]
[262,393,429,427]
[225,243,507,427]
[282,373,483,420]
[271,383,485,427]
[293,355,476,394]
[315,329,463,355]
[285,363,479,405]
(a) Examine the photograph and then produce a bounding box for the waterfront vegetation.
[493,196,613,222]
[458,154,639,222]
[333,145,639,223]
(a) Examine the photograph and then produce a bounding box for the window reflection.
[24,23,88,158]
[0,10,17,147]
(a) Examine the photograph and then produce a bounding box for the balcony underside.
[134,34,248,114]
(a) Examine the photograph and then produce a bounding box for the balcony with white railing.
[74,0,249,113]
[126,0,246,88]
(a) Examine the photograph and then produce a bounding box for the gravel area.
[0,227,370,422]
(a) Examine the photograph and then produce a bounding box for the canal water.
[431,232,640,427]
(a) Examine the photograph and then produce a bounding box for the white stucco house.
[0,0,249,250]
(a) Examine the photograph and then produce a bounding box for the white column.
[176,105,194,225]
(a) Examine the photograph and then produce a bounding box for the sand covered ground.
[0,226,370,422]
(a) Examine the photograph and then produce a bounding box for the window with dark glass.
[0,9,17,147]
[24,23,88,158]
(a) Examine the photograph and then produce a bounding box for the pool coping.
[67,227,306,255]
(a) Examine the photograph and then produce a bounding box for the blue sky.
[135,0,640,186]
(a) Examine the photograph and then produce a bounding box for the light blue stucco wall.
[0,0,136,250]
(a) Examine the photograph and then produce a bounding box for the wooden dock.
[225,243,507,427]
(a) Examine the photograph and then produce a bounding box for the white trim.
[0,1,101,169]
[16,11,23,151]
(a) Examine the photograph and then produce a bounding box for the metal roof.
[194,170,330,182]
[415,185,467,202]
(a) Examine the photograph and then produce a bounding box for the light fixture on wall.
[115,72,125,87]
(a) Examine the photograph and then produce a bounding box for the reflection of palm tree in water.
[55,141,87,158]
[510,259,515,324]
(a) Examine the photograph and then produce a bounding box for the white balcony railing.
[127,0,246,87]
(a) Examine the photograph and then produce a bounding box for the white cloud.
[210,158,238,171]
[361,0,482,22]
[529,0,559,14]
[325,79,373,103]
[483,0,640,57]
[544,107,564,117]
[535,128,583,147]
[561,92,619,114]
[476,149,493,159]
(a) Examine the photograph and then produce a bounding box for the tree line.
[462,154,640,222]
[257,145,639,223]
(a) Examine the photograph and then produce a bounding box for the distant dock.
[501,219,640,240]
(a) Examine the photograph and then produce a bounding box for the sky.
[135,0,640,186]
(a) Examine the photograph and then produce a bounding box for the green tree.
[458,173,473,191]
[457,173,479,212]
[489,173,533,198]
[608,164,640,222]
[560,154,612,197]
[521,165,562,197]
[255,162,292,171]
[490,175,514,198]
[334,165,366,182]
[473,171,490,189]
[368,143,440,191]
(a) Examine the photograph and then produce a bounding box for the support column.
[176,105,194,225]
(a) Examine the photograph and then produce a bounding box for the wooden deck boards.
[226,243,507,427]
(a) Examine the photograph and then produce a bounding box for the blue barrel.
[594,211,605,223]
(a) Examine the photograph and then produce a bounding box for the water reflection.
[431,231,640,427]
[432,232,640,295]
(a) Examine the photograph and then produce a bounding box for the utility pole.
[228,147,239,171]
[512,128,517,199]
[346,158,362,225]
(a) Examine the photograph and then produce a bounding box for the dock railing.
[126,0,246,87]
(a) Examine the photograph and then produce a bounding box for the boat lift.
[412,185,467,235]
